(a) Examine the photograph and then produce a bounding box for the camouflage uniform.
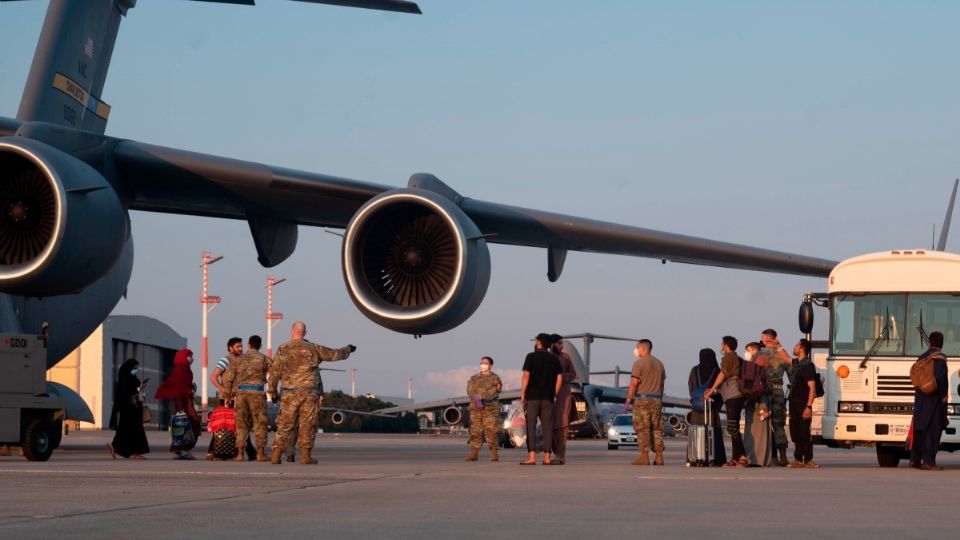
[222,350,271,455]
[632,398,665,456]
[268,339,351,458]
[763,347,790,450]
[466,371,502,451]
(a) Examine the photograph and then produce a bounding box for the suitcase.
[211,429,237,460]
[686,397,718,467]
[170,411,196,448]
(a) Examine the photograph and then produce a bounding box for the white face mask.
[480,364,490,373]
[744,351,754,362]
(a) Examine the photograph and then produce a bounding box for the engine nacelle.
[0,138,127,296]
[442,406,463,426]
[331,411,346,425]
[342,188,491,334]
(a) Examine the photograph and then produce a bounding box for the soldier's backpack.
[738,359,768,400]
[910,352,942,395]
[170,411,195,448]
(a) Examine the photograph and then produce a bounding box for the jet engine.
[342,188,491,334]
[442,406,463,426]
[0,138,127,296]
[331,411,346,425]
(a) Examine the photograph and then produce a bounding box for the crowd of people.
[107,321,354,465]
[106,324,953,470]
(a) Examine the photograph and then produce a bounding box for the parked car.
[606,414,637,450]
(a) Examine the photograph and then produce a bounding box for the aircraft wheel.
[22,418,54,462]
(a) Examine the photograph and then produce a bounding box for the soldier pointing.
[268,321,355,465]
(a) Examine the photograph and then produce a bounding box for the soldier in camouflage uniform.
[222,335,271,462]
[624,339,666,465]
[761,329,792,467]
[465,356,502,462]
[268,321,355,465]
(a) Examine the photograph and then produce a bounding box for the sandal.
[519,460,537,465]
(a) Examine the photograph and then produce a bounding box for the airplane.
[0,0,835,459]
[373,334,694,445]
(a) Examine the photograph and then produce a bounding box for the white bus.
[802,250,960,467]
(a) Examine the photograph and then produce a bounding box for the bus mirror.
[799,301,814,334]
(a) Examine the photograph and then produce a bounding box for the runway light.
[837,365,850,379]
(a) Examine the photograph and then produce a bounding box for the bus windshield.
[832,293,960,356]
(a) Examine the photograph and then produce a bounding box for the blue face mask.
[130,368,138,376]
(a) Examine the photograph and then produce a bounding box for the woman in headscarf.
[688,348,727,466]
[107,358,150,460]
[155,348,200,459]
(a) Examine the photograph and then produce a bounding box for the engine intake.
[0,138,127,296]
[342,188,491,334]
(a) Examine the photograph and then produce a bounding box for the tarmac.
[1,430,957,539]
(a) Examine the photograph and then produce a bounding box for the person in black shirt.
[520,333,562,465]
[787,338,818,468]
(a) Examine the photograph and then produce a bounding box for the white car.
[607,414,637,450]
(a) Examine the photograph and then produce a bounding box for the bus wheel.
[876,446,901,468]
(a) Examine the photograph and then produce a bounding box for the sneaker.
[803,460,820,469]
[788,460,805,468]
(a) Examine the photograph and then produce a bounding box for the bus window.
[831,294,906,356]
[906,294,960,357]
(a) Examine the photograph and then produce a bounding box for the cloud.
[422,365,523,398]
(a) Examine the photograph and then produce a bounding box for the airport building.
[46,315,187,429]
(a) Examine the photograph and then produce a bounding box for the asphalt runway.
[1,430,957,539]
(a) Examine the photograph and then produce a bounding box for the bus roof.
[828,250,960,293]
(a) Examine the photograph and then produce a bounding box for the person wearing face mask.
[155,348,201,459]
[107,358,150,460]
[465,356,502,461]
[742,342,772,467]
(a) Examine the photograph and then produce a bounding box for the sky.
[2,1,959,402]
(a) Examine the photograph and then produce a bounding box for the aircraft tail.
[14,0,126,135]
[936,179,959,251]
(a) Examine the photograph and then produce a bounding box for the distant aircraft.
[0,0,835,430]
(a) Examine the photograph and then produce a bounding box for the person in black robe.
[910,332,949,470]
[107,358,150,459]
[687,348,727,466]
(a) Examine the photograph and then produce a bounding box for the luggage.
[686,397,718,467]
[211,429,237,460]
[207,405,237,433]
[170,411,196,448]
[690,368,716,412]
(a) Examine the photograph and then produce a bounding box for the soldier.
[760,328,792,467]
[268,321,355,465]
[622,339,666,465]
[222,335,271,462]
[465,356,502,462]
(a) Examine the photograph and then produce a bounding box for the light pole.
[200,251,223,415]
[265,275,286,357]
[351,368,357,398]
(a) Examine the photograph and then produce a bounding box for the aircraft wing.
[588,385,691,410]
[110,139,836,276]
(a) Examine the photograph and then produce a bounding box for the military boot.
[777,446,789,467]
[465,447,479,461]
[256,448,269,462]
[631,452,650,466]
[270,447,283,465]
[300,448,318,465]
[490,446,499,462]
[653,451,664,465]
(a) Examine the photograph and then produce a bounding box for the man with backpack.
[910,331,949,470]
[788,338,818,468]
[704,336,746,467]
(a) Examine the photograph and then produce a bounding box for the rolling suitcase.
[686,397,717,467]
[170,411,196,448]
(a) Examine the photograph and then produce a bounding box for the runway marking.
[635,476,787,480]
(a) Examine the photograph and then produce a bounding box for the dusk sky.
[2,1,958,402]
